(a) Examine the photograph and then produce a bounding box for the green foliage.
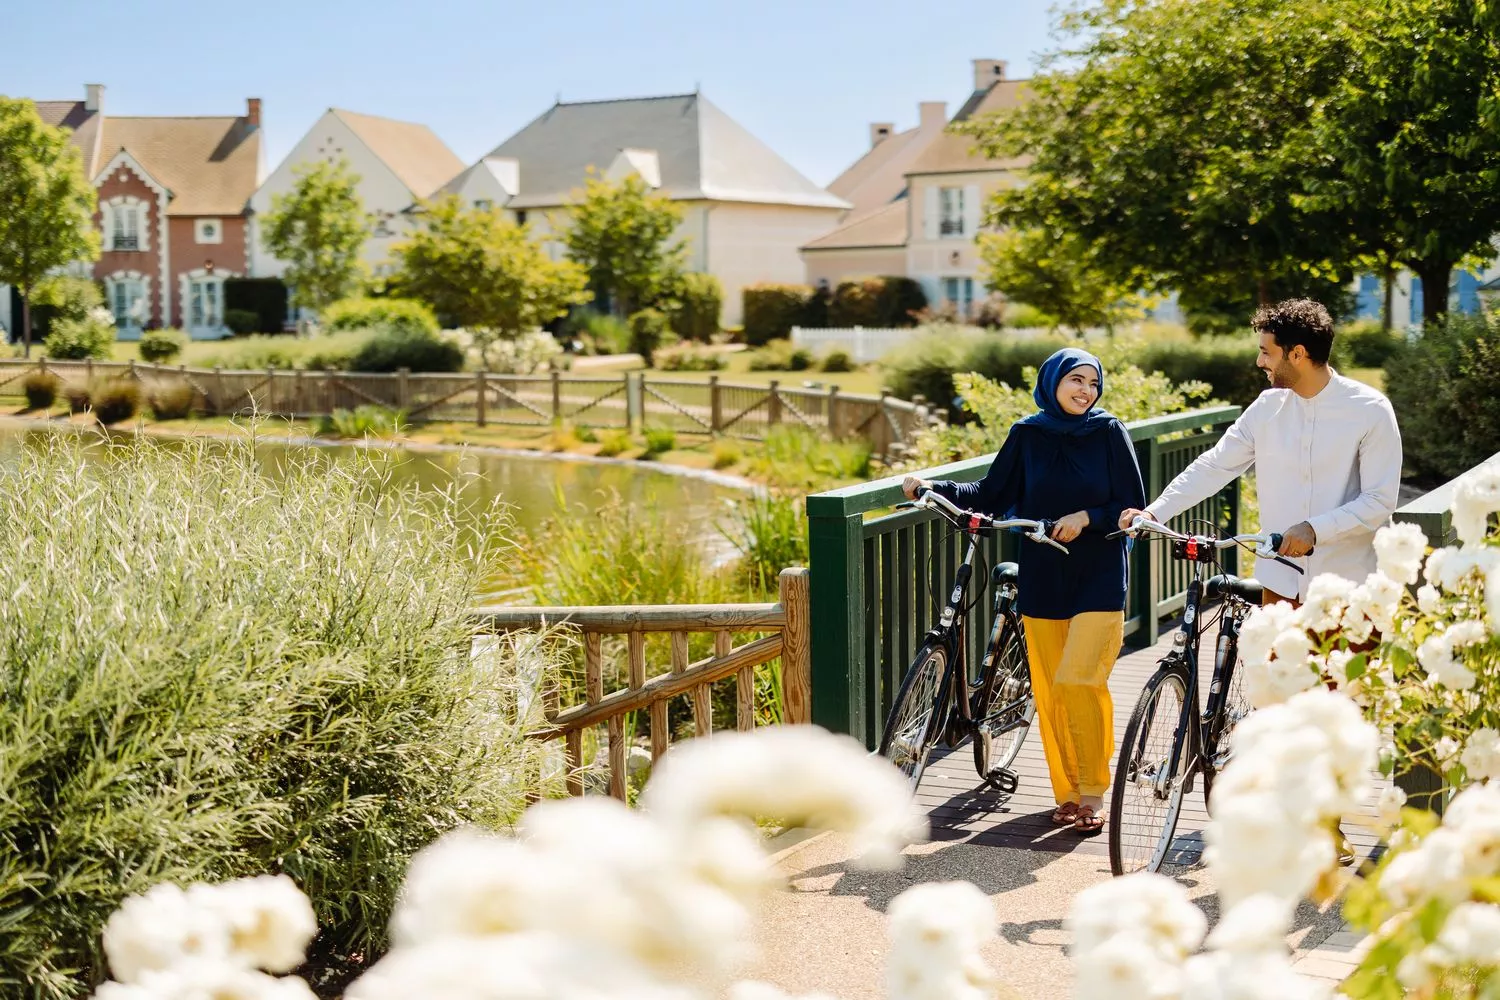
[138,327,188,364]
[742,284,814,346]
[1384,313,1500,481]
[561,173,686,316]
[819,348,856,373]
[827,277,927,328]
[718,494,808,592]
[148,380,196,420]
[0,433,545,995]
[981,227,1146,333]
[322,298,438,340]
[642,426,677,456]
[711,439,742,469]
[666,272,723,340]
[348,327,465,373]
[1002,302,1055,329]
[63,384,90,413]
[0,98,100,354]
[628,308,675,366]
[312,405,408,438]
[21,371,59,410]
[568,310,632,355]
[224,277,289,335]
[194,331,377,371]
[262,158,368,314]
[745,426,872,491]
[595,429,632,457]
[653,341,726,371]
[43,308,115,360]
[90,378,141,424]
[223,308,258,336]
[1122,337,1265,409]
[396,196,589,347]
[1333,319,1404,370]
[747,339,814,372]
[31,275,104,325]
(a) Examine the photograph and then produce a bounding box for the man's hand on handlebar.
[1051,510,1089,544]
[1277,520,1317,558]
[1117,508,1159,531]
[901,476,931,500]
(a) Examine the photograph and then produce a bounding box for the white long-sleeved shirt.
[1145,371,1403,601]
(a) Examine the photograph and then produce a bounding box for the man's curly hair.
[1251,298,1335,364]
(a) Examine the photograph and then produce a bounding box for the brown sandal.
[1051,802,1080,825]
[1074,804,1104,836]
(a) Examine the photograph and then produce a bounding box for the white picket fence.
[790,324,1082,364]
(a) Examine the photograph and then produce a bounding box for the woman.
[902,348,1145,835]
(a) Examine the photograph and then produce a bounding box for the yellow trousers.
[1022,611,1124,803]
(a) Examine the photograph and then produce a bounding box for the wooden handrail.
[477,603,784,633]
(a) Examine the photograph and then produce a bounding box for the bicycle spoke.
[974,627,1032,777]
[1110,670,1190,876]
[881,646,947,787]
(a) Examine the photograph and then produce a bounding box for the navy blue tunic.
[931,418,1146,620]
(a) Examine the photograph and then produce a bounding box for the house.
[801,59,1029,319]
[453,92,850,324]
[248,109,464,281]
[3,84,264,340]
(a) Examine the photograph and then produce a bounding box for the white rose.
[1245,653,1320,708]
[1066,872,1206,961]
[1073,935,1184,1000]
[1462,729,1500,783]
[102,883,233,984]
[1420,633,1477,690]
[192,875,318,974]
[1435,736,1463,763]
[886,882,998,1000]
[1299,574,1355,634]
[1381,830,1470,907]
[1377,786,1407,829]
[1238,602,1300,668]
[1375,522,1428,585]
[1434,902,1500,965]
[1271,628,1314,665]
[1451,466,1500,547]
[1418,585,1444,615]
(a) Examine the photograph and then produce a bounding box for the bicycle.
[1105,515,1309,876]
[877,487,1069,794]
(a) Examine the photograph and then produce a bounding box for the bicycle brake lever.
[1273,555,1306,574]
[1032,530,1069,554]
[1105,528,1130,540]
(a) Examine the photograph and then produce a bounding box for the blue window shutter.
[1410,277,1424,324]
[1356,274,1381,319]
[1458,271,1480,315]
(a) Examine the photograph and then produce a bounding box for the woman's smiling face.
[1055,365,1100,416]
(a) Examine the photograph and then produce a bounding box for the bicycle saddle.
[1206,574,1263,604]
[992,562,1019,586]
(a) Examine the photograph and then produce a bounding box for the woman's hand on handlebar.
[901,476,931,500]
[1051,510,1089,544]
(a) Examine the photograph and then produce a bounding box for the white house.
[248,108,464,280]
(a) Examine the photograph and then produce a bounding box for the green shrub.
[64,384,90,413]
[742,283,814,346]
[711,439,742,469]
[91,378,141,424]
[1125,337,1263,408]
[322,297,439,338]
[667,272,723,340]
[654,341,727,371]
[149,380,196,420]
[574,425,599,443]
[1384,314,1500,481]
[224,276,289,335]
[349,328,465,373]
[745,426,873,490]
[1002,302,1057,329]
[312,405,408,438]
[195,332,376,371]
[747,340,814,372]
[224,308,259,336]
[820,348,856,373]
[629,308,675,366]
[138,327,189,363]
[596,429,632,457]
[43,308,116,360]
[828,276,926,328]
[1333,319,1403,370]
[642,426,677,456]
[30,276,105,340]
[21,371,60,410]
[0,433,547,995]
[574,310,632,355]
[718,493,808,591]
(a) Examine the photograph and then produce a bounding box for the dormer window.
[195,218,223,244]
[103,197,149,252]
[113,204,140,250]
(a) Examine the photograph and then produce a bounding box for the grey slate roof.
[486,93,849,210]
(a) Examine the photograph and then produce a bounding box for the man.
[1119,298,1402,867]
[1118,298,1403,606]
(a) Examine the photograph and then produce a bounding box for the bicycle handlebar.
[901,488,1070,554]
[1107,515,1310,573]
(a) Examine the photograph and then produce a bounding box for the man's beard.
[1264,362,1298,389]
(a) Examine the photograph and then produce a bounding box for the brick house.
[6,84,265,340]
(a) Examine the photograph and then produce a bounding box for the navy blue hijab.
[1016,348,1115,437]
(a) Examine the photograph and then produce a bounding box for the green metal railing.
[805,405,1242,748]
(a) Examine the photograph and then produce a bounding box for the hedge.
[1384,314,1500,482]
[828,276,927,328]
[742,283,814,346]
[223,277,289,335]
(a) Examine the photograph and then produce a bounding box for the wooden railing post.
[551,370,562,422]
[768,379,782,426]
[779,567,811,725]
[266,366,275,414]
[475,371,487,426]
[709,374,722,435]
[626,373,641,433]
[807,491,869,745]
[294,368,304,417]
[827,385,840,438]
[213,367,225,415]
[397,367,410,412]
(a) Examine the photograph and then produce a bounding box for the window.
[938,187,966,238]
[515,209,528,226]
[109,277,147,327]
[474,199,493,211]
[113,204,141,250]
[188,278,223,329]
[942,277,974,319]
[195,218,223,244]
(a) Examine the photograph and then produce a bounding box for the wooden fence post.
[266,367,275,414]
[397,367,410,411]
[709,375,722,435]
[475,371,487,426]
[626,373,641,433]
[214,367,225,416]
[827,385,840,438]
[767,379,781,426]
[551,370,562,422]
[294,369,304,417]
[779,567,811,725]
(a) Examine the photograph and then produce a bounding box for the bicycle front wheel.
[973,621,1033,779]
[1109,666,1193,876]
[879,641,950,790]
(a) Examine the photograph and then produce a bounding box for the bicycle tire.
[879,641,950,790]
[972,621,1033,779]
[1109,666,1193,876]
[1203,627,1252,803]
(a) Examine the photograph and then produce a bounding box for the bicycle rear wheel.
[879,641,950,790]
[1109,666,1193,876]
[973,621,1033,779]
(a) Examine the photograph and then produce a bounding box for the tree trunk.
[20,290,31,359]
[1256,277,1271,307]
[1381,268,1395,333]
[1415,260,1454,327]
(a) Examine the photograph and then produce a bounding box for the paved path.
[746,632,1379,997]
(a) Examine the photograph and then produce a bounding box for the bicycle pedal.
[984,767,1020,795]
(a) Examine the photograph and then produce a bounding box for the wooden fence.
[0,359,935,458]
[475,567,810,800]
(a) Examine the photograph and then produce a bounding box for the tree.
[261,158,368,316]
[393,196,590,362]
[561,172,686,316]
[0,98,99,356]
[980,226,1146,334]
[966,0,1363,318]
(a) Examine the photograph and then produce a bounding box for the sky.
[5,0,1057,186]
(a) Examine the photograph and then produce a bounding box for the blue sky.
[6,0,1056,186]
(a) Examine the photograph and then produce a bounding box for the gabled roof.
[485,93,849,210]
[436,156,519,201]
[826,126,927,217]
[907,79,1031,176]
[802,200,908,252]
[94,116,261,215]
[333,109,465,201]
[34,100,103,176]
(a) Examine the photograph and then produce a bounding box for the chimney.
[246,98,262,127]
[84,83,104,113]
[869,122,894,148]
[919,101,947,131]
[972,58,1007,91]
